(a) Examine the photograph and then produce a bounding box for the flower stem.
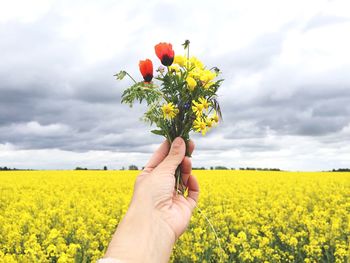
[174,137,191,195]
[126,72,137,84]
[194,205,225,262]
[175,166,182,195]
[186,44,190,68]
[184,138,191,157]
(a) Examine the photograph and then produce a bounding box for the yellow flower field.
[0,171,349,262]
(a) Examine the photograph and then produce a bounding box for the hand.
[104,137,199,263]
[135,137,199,238]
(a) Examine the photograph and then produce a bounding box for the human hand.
[103,137,199,263]
[134,137,199,238]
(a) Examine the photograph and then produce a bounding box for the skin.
[104,137,199,263]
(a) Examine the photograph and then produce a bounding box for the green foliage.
[151,129,165,136]
[214,166,229,170]
[114,70,127,80]
[121,82,162,107]
[128,165,138,170]
[75,167,88,170]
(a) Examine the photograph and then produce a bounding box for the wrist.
[105,202,176,263]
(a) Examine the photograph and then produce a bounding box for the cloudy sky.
[0,0,350,171]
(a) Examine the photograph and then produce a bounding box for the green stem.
[194,205,225,262]
[169,135,190,195]
[186,45,190,69]
[126,72,137,84]
[175,166,182,195]
[184,138,191,157]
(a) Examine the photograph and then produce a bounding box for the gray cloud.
[0,0,350,170]
[220,28,292,75]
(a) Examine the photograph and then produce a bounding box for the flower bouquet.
[115,40,223,194]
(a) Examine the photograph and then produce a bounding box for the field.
[0,170,349,263]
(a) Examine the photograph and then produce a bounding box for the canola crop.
[0,170,349,262]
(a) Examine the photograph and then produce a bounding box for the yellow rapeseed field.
[0,170,349,263]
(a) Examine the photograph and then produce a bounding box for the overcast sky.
[0,0,350,171]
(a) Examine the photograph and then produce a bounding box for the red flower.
[139,59,153,83]
[155,42,174,66]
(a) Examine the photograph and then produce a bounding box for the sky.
[0,0,350,171]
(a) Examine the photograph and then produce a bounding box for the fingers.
[186,174,199,210]
[143,139,194,174]
[180,140,195,186]
[152,137,186,176]
[180,157,192,187]
[143,140,170,172]
[186,140,195,156]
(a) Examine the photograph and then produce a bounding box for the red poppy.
[155,42,174,66]
[139,59,153,82]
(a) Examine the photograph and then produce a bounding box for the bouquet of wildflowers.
[115,40,223,194]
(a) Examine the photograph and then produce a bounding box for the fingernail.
[173,137,183,147]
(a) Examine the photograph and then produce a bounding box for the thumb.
[152,137,185,176]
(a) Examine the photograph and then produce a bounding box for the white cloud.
[0,142,16,151]
[0,146,150,170]
[8,121,72,136]
[0,0,53,23]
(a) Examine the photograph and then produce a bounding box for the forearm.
[104,203,176,263]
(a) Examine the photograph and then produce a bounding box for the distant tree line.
[0,166,13,171]
[75,167,88,170]
[331,168,350,172]
[210,166,231,170]
[74,165,141,171]
[63,166,350,172]
[6,165,349,172]
[0,167,34,171]
[119,165,139,170]
[239,167,281,171]
[205,166,281,171]
[75,166,108,170]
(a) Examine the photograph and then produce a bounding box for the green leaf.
[151,130,164,136]
[114,70,127,80]
[212,98,223,121]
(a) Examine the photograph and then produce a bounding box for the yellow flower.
[161,102,179,119]
[205,117,214,128]
[289,237,298,247]
[186,76,197,91]
[193,117,207,135]
[211,110,219,123]
[0,169,349,262]
[192,100,204,116]
[200,69,216,83]
[237,231,247,241]
[189,57,204,70]
[198,97,211,111]
[253,249,263,259]
[174,55,186,67]
[188,68,201,79]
